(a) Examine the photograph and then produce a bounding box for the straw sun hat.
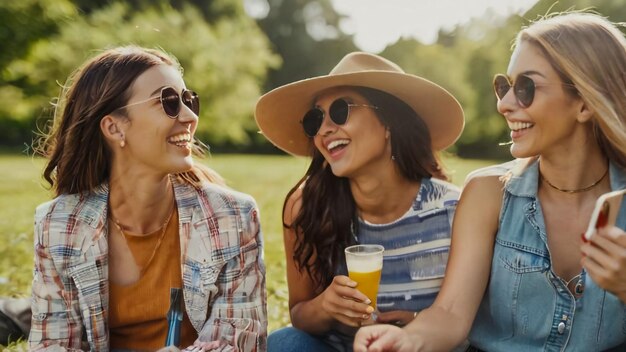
[255,52,465,157]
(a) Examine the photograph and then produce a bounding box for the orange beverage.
[345,244,384,308]
[348,268,382,309]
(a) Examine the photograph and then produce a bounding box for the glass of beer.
[344,244,384,309]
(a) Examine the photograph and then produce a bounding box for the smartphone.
[584,189,626,240]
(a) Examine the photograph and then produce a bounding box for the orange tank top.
[109,208,197,349]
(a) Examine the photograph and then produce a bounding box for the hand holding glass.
[344,244,384,309]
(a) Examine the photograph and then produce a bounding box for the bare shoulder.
[284,183,304,226]
[459,161,517,217]
[463,173,505,196]
[464,160,517,183]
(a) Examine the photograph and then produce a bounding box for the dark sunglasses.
[116,86,199,119]
[301,98,378,137]
[493,74,575,108]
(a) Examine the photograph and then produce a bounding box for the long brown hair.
[36,46,219,196]
[285,86,448,290]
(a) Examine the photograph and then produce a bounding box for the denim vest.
[469,160,626,352]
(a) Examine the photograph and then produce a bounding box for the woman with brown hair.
[29,46,267,351]
[255,52,464,351]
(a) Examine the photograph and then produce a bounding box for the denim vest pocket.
[497,239,547,274]
[487,238,549,339]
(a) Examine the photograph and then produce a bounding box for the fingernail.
[581,233,588,243]
[364,298,371,305]
[366,306,374,313]
[362,314,370,319]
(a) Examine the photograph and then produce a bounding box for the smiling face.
[311,87,391,178]
[498,41,584,159]
[114,64,198,176]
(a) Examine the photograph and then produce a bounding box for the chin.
[327,160,343,175]
[329,163,355,178]
[170,158,195,174]
[509,145,537,159]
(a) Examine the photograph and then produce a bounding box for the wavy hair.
[36,45,220,196]
[518,13,626,167]
[284,86,448,290]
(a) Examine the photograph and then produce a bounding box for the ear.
[100,115,126,146]
[575,98,594,123]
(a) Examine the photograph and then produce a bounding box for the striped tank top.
[353,177,459,313]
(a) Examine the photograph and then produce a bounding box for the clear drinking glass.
[344,244,384,308]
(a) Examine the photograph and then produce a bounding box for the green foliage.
[381,19,513,159]
[3,0,626,155]
[258,0,358,89]
[0,0,75,73]
[380,1,626,158]
[1,338,28,352]
[0,0,278,147]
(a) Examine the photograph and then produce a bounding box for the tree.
[257,0,358,90]
[0,0,278,148]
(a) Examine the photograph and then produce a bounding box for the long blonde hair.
[518,13,626,168]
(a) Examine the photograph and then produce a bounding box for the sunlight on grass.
[0,153,495,345]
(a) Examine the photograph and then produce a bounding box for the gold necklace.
[541,168,608,194]
[109,204,175,275]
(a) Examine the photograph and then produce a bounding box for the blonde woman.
[354,12,626,352]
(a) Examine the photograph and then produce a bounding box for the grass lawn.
[0,153,495,346]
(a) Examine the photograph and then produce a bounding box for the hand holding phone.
[584,189,626,240]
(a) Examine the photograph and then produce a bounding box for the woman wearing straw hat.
[255,52,464,351]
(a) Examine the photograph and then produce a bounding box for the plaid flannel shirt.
[29,177,267,351]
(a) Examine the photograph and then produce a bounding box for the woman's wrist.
[290,296,334,333]
[401,318,423,350]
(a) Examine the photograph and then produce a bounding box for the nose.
[316,112,337,137]
[177,104,198,125]
[496,86,518,116]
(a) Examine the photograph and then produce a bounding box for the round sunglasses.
[493,74,575,108]
[301,98,378,137]
[116,86,199,119]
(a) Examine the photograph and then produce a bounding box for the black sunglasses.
[301,98,378,137]
[116,87,199,119]
[493,74,575,108]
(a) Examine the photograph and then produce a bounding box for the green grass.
[0,153,495,346]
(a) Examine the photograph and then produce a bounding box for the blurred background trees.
[1,0,625,158]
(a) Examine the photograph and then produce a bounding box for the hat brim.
[255,70,464,156]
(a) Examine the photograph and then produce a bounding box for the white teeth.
[168,133,191,143]
[327,139,349,150]
[508,121,534,131]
